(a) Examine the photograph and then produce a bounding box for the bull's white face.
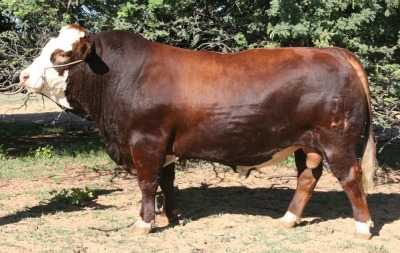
[19,26,87,109]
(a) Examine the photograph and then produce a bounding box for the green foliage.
[50,187,97,206]
[0,144,7,160]
[278,154,296,168]
[33,145,55,159]
[1,0,399,125]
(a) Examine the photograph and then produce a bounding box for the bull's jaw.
[42,90,73,109]
[36,69,73,109]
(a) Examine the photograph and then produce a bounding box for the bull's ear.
[76,36,94,61]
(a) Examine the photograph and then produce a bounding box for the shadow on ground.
[0,112,92,125]
[176,186,399,237]
[0,189,121,226]
[1,185,397,237]
[0,120,99,157]
[0,117,398,237]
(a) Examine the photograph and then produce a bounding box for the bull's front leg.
[133,164,161,234]
[158,162,181,226]
[130,139,166,235]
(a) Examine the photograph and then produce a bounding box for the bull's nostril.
[19,72,30,84]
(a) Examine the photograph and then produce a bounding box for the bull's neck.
[65,64,106,124]
[65,34,151,127]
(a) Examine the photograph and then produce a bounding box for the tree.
[1,0,399,125]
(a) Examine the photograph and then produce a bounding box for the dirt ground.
[0,96,399,253]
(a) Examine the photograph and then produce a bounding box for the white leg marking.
[355,220,373,235]
[280,211,301,224]
[133,217,152,235]
[164,155,178,167]
[236,166,252,179]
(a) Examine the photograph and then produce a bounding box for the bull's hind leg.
[327,152,373,239]
[158,162,180,226]
[280,148,323,228]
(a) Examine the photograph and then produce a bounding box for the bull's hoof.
[354,232,372,240]
[157,215,169,227]
[158,209,181,227]
[132,218,153,235]
[354,220,374,240]
[278,220,297,229]
[278,211,301,229]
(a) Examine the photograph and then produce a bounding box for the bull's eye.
[50,49,74,65]
[60,51,72,58]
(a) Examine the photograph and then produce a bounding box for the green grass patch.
[0,144,7,159]
[0,122,114,181]
[0,158,66,180]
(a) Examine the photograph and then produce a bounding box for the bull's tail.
[344,49,377,193]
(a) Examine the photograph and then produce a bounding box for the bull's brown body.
[19,26,376,238]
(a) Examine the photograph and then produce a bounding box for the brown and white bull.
[18,25,377,239]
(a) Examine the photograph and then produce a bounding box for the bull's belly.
[235,146,300,178]
[169,114,312,171]
[167,146,301,172]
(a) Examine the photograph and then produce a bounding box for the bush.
[1,0,399,125]
[50,187,97,206]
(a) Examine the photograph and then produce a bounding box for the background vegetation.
[0,3,399,251]
[1,0,399,126]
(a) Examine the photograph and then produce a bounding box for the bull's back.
[142,45,357,106]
